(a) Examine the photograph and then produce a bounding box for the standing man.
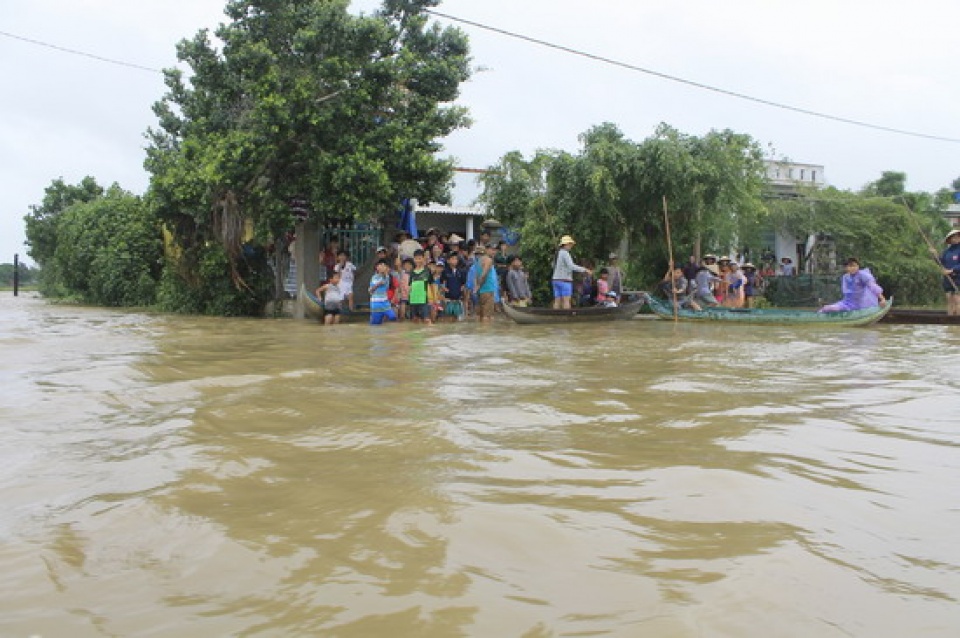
[939,229,960,315]
[474,242,498,323]
[551,235,592,309]
[505,255,532,306]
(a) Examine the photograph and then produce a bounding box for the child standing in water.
[397,257,413,321]
[334,250,356,311]
[407,250,433,325]
[368,259,397,325]
[315,271,343,325]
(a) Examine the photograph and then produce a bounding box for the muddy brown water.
[2,292,959,637]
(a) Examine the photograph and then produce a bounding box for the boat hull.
[642,294,893,327]
[300,283,324,319]
[501,299,644,324]
[879,309,960,325]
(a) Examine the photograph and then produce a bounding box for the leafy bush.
[51,186,161,306]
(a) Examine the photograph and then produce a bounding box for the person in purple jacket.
[818,257,886,313]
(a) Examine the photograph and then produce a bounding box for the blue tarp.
[397,198,417,237]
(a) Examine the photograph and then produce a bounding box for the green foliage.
[23,176,105,293]
[480,122,768,292]
[862,171,907,197]
[157,242,274,316]
[49,186,162,306]
[146,0,471,315]
[766,188,948,305]
[0,263,39,287]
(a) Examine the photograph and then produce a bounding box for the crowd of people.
[315,228,538,325]
[312,225,935,324]
[313,229,636,325]
[658,254,765,311]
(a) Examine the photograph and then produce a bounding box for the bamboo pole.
[663,196,678,322]
[900,196,958,293]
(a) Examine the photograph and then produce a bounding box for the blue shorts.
[369,308,397,325]
[552,280,573,298]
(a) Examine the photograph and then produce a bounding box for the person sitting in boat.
[723,261,746,309]
[596,268,617,307]
[660,265,702,312]
[818,257,886,313]
[702,254,720,276]
[938,229,960,316]
[742,263,761,308]
[692,265,722,307]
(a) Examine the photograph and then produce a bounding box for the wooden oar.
[662,196,678,322]
[899,196,958,293]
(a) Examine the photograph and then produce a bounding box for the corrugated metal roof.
[414,202,485,216]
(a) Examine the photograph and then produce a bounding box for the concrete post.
[293,220,321,319]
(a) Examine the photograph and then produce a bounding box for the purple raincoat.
[820,267,883,313]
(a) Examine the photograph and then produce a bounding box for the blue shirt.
[441,268,467,301]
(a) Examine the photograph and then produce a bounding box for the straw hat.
[718,255,731,263]
[945,229,960,243]
[559,235,576,246]
[448,233,464,244]
[703,254,717,261]
[742,262,756,270]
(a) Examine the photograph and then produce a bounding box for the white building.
[764,159,826,198]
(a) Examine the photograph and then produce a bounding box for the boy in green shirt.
[408,250,433,325]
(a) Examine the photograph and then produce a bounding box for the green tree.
[23,177,105,293]
[146,0,471,314]
[480,123,768,297]
[51,186,162,306]
[766,188,947,305]
[0,262,38,288]
[862,170,907,197]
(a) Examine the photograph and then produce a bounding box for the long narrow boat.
[501,298,644,324]
[879,308,960,325]
[642,293,893,327]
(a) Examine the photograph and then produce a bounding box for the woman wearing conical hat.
[940,229,960,315]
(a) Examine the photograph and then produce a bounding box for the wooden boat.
[299,283,371,322]
[642,293,893,327]
[300,283,324,319]
[501,298,644,324]
[879,308,960,325]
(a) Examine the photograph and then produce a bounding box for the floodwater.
[2,292,959,637]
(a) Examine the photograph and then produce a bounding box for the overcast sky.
[3,0,959,265]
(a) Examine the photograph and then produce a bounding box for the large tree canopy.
[479,123,768,296]
[146,0,471,312]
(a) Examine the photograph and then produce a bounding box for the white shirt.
[335,261,356,295]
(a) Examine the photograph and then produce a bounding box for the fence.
[320,223,381,280]
[764,275,841,307]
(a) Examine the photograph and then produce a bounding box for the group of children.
[315,237,535,326]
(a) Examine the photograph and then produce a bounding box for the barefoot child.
[315,272,343,325]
